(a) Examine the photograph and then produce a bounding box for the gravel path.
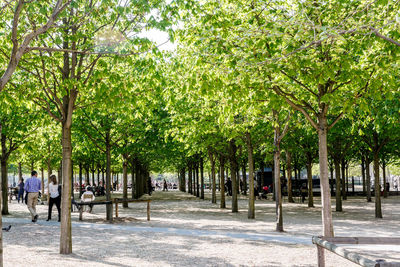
[3,191,400,266]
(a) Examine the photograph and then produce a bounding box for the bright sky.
[140,29,176,51]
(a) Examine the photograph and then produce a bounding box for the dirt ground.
[3,190,400,266]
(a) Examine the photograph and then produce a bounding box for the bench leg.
[317,245,325,267]
[147,201,150,221]
[79,208,83,221]
[115,202,118,218]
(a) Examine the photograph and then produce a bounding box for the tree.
[0,0,72,91]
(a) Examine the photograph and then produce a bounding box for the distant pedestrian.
[17,178,24,203]
[226,178,232,196]
[300,183,307,203]
[148,177,153,195]
[163,179,168,191]
[47,175,61,222]
[24,171,41,222]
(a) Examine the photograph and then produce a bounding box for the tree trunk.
[196,161,200,198]
[373,151,382,218]
[346,164,349,195]
[208,150,216,204]
[366,156,372,202]
[217,166,220,191]
[200,157,204,200]
[382,160,387,198]
[19,162,22,181]
[219,155,226,209]
[306,157,314,208]
[274,140,283,232]
[135,161,140,199]
[182,168,186,192]
[246,132,255,219]
[341,159,347,200]
[60,122,72,254]
[317,117,334,237]
[188,163,192,194]
[0,124,2,265]
[91,169,95,187]
[286,152,294,203]
[329,164,334,196]
[79,163,83,198]
[58,164,62,185]
[361,156,366,194]
[1,159,8,215]
[84,167,89,186]
[41,168,45,199]
[105,133,112,222]
[229,140,238,213]
[334,158,342,212]
[131,160,135,198]
[242,163,247,196]
[123,160,128,207]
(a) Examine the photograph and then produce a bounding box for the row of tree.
[1,1,399,266]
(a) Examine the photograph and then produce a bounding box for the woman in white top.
[47,175,61,222]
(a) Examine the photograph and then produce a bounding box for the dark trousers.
[48,196,61,220]
[18,190,24,203]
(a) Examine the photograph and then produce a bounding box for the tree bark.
[341,159,347,200]
[181,168,186,192]
[1,159,8,215]
[188,162,192,194]
[373,151,382,218]
[123,159,128,207]
[306,157,314,208]
[208,150,216,204]
[60,122,72,254]
[105,132,112,221]
[366,156,372,202]
[334,158,342,212]
[361,156,366,194]
[41,168,45,199]
[246,132,255,219]
[200,157,204,200]
[135,160,140,199]
[229,140,238,213]
[242,163,247,196]
[219,155,226,209]
[0,124,2,265]
[318,117,334,237]
[286,152,294,203]
[274,140,283,231]
[79,163,83,198]
[18,162,22,181]
[196,161,200,198]
[382,160,387,198]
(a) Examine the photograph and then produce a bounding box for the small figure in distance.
[300,183,307,203]
[17,178,24,204]
[24,171,41,223]
[148,177,153,195]
[226,178,232,196]
[47,175,61,222]
[163,179,168,192]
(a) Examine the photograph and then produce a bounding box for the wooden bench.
[75,200,112,221]
[113,198,151,221]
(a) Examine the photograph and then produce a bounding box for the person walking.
[47,175,61,222]
[17,178,24,203]
[24,171,41,222]
[226,178,232,196]
[163,179,168,191]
